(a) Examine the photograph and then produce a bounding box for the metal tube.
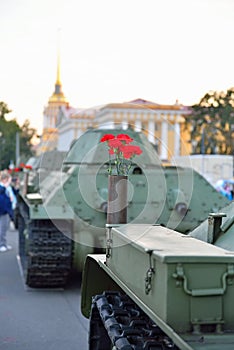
[107,175,128,224]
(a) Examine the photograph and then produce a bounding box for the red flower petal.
[116,134,133,143]
[121,145,143,159]
[100,134,115,142]
[108,138,122,148]
[132,146,143,155]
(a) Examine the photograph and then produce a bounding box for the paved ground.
[0,224,89,350]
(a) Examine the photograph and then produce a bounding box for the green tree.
[0,101,37,169]
[185,88,234,155]
[19,119,37,162]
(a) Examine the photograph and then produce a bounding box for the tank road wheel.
[89,300,113,350]
[25,219,73,288]
[17,212,26,262]
[89,291,180,350]
[17,198,31,272]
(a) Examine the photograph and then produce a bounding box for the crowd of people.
[0,170,20,252]
[215,179,234,201]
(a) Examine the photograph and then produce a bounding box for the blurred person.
[10,176,21,229]
[0,170,14,252]
[11,176,20,195]
[6,177,18,210]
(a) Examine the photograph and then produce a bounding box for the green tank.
[81,177,234,349]
[16,128,229,288]
[189,201,234,249]
[81,223,234,350]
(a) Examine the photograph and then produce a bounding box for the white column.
[161,117,168,160]
[122,121,128,130]
[99,121,115,129]
[148,120,155,143]
[51,108,55,128]
[43,112,48,128]
[174,121,180,156]
[118,111,126,130]
[134,120,142,132]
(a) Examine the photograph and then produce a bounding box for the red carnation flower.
[100,133,143,175]
[121,145,143,159]
[132,145,143,155]
[116,134,133,144]
[100,134,115,142]
[108,138,122,149]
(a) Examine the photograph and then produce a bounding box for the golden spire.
[49,29,67,103]
[56,29,61,86]
[56,46,61,86]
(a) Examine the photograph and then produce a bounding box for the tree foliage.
[184,88,234,155]
[0,101,37,169]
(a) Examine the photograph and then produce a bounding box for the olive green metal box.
[106,224,234,334]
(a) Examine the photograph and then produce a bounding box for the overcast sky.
[1,0,234,133]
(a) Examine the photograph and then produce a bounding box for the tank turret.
[16,128,229,287]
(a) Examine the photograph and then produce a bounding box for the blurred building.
[172,154,233,187]
[37,58,191,161]
[56,105,97,151]
[94,99,191,161]
[36,53,68,154]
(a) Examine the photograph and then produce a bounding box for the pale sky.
[1,0,234,134]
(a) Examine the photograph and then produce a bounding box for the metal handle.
[173,264,234,297]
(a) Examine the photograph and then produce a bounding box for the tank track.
[23,219,73,288]
[89,291,179,350]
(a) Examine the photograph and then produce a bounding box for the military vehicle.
[189,200,234,248]
[81,180,234,349]
[16,128,228,288]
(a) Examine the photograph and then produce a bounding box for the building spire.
[56,46,61,86]
[49,28,67,103]
[56,29,61,86]
[54,46,62,94]
[54,28,62,94]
